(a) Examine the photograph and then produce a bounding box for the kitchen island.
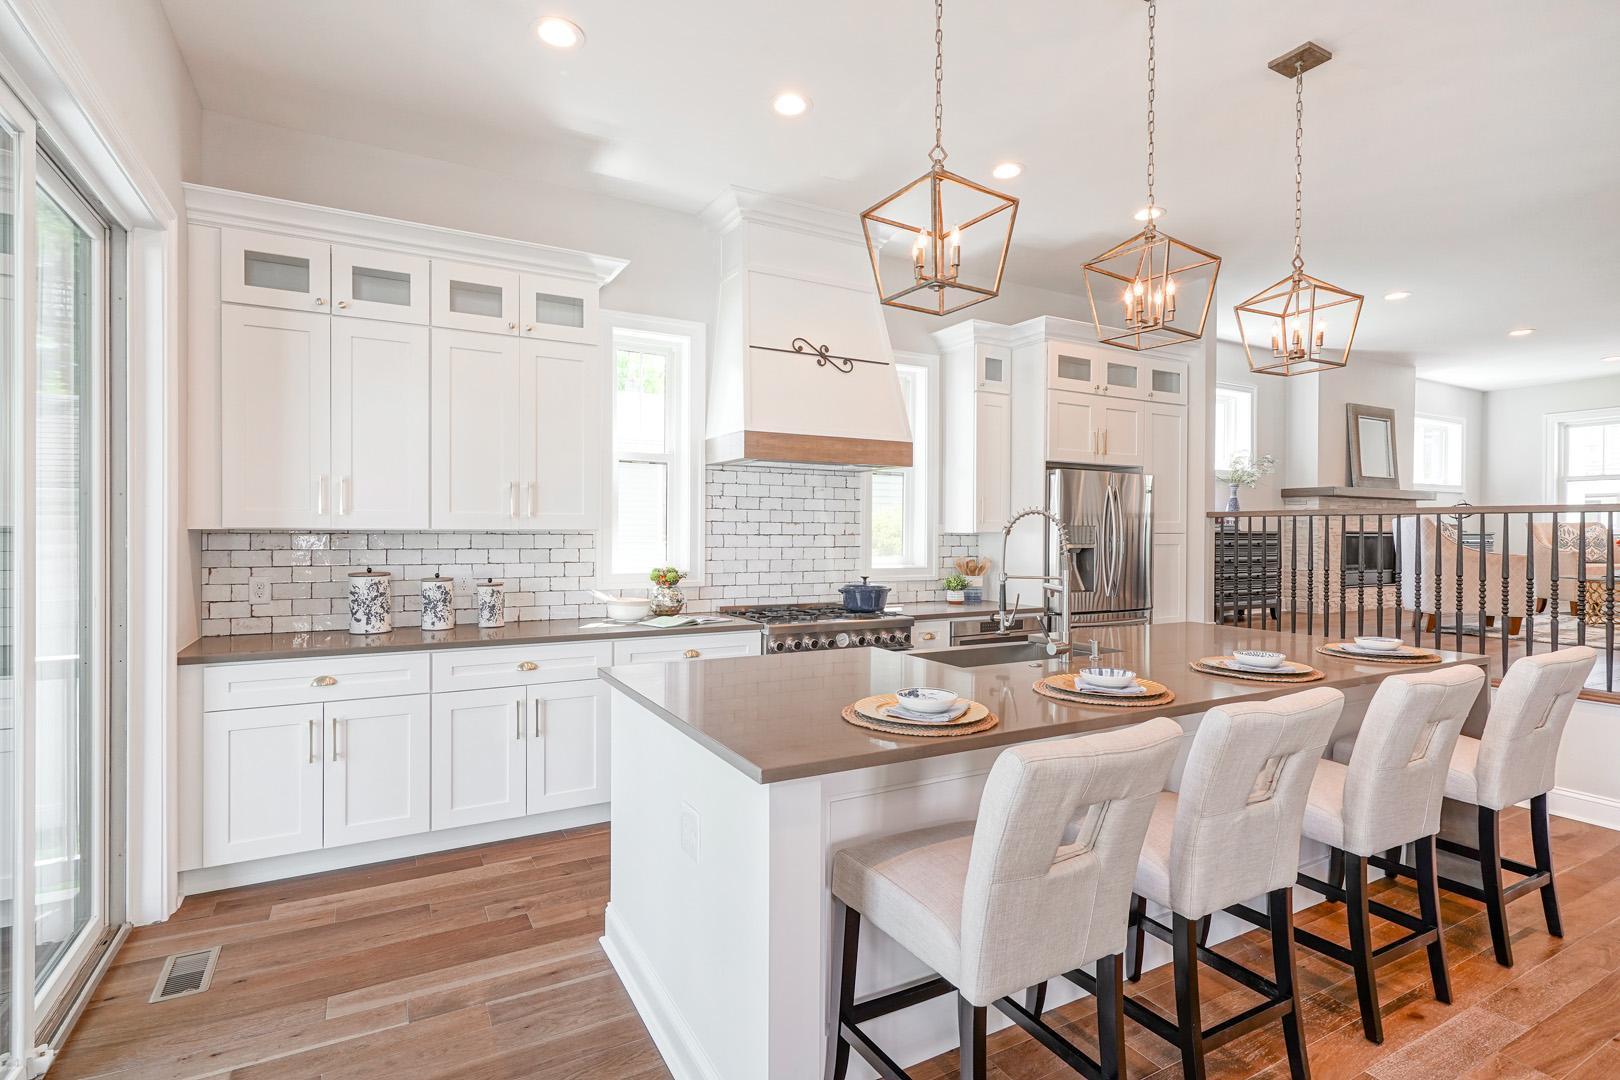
[598,622,1488,1080]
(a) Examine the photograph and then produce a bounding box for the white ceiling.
[159,0,1620,391]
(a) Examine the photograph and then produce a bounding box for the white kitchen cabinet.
[431,641,615,695]
[219,304,332,528]
[324,694,432,848]
[1145,403,1187,533]
[331,317,431,529]
[430,329,525,529]
[912,618,952,648]
[1153,533,1187,623]
[519,271,598,345]
[432,259,520,335]
[220,228,331,313]
[612,631,763,666]
[526,681,610,814]
[976,343,1011,394]
[1047,390,1100,464]
[518,340,602,528]
[333,245,430,324]
[1048,345,1099,394]
[1143,360,1188,405]
[203,703,325,866]
[972,394,1012,530]
[431,686,529,831]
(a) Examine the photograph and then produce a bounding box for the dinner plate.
[1213,657,1315,676]
[1046,673,1155,697]
[1335,642,1418,657]
[885,700,972,724]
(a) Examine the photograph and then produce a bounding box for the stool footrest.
[849,975,953,1024]
[993,994,1106,1080]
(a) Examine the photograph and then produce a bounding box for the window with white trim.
[1555,411,1620,505]
[1213,383,1255,473]
[866,362,932,575]
[1413,414,1465,491]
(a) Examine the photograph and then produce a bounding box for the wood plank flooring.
[52,810,1620,1079]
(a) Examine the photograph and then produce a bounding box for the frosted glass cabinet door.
[430,329,524,529]
[331,318,431,529]
[518,340,602,529]
[431,259,519,334]
[332,245,430,324]
[526,682,610,814]
[203,704,325,866]
[519,271,598,345]
[220,227,332,312]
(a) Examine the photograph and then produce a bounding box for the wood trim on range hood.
[706,430,912,470]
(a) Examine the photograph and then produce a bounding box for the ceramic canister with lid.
[420,574,455,631]
[476,578,506,628]
[348,567,393,635]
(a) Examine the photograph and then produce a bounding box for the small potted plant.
[1222,452,1277,512]
[943,573,969,604]
[649,567,688,616]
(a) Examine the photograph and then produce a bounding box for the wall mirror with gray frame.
[1346,403,1400,488]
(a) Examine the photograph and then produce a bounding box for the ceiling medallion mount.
[1082,0,1222,352]
[860,0,1018,316]
[1235,41,1364,377]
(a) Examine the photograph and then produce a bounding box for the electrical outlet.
[679,802,700,864]
[454,574,473,596]
[249,579,271,603]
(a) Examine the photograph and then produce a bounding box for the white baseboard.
[1547,787,1620,831]
[601,904,721,1080]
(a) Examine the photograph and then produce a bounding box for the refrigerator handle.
[1100,483,1117,597]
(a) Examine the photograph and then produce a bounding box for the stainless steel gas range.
[723,604,915,653]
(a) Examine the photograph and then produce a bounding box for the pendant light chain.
[1144,0,1157,222]
[1291,62,1305,276]
[929,0,947,166]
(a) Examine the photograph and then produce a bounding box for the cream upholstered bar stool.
[1250,665,1485,1045]
[1085,688,1343,1080]
[1381,647,1596,969]
[826,718,1182,1080]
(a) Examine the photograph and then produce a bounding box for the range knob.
[855,633,873,647]
[897,631,911,646]
[808,637,824,650]
[880,631,898,646]
[769,639,787,653]
[789,638,807,651]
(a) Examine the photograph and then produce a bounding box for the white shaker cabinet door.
[518,271,598,345]
[1145,402,1187,534]
[219,228,331,313]
[1152,533,1187,623]
[332,318,431,530]
[1047,390,1102,464]
[220,304,332,528]
[431,687,528,831]
[1097,398,1147,468]
[518,340,602,529]
[332,244,430,325]
[430,329,525,530]
[203,703,325,866]
[974,393,1012,531]
[526,681,610,815]
[324,695,431,849]
[431,260,519,335]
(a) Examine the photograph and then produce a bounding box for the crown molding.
[701,186,865,248]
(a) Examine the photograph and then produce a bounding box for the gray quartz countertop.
[176,615,762,666]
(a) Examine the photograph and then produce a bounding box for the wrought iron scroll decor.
[751,337,887,374]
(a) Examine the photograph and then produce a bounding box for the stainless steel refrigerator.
[1045,463,1154,626]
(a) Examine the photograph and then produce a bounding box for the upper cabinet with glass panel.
[975,344,1010,394]
[431,260,520,334]
[221,228,332,312]
[333,244,429,324]
[520,271,598,345]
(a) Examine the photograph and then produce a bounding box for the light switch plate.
[249,579,271,603]
[679,802,700,864]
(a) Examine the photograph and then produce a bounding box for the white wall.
[1483,372,1620,505]
[1414,378,1485,506]
[1212,340,1287,509]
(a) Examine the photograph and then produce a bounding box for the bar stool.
[826,717,1182,1080]
[1041,688,1341,1080]
[1267,665,1484,1045]
[1382,647,1595,969]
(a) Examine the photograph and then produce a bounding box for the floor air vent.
[149,946,221,1003]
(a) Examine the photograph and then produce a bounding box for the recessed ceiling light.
[535,16,584,48]
[1508,327,1536,337]
[1384,290,1411,301]
[1602,355,1620,363]
[1133,205,1167,222]
[992,162,1023,180]
[772,91,810,117]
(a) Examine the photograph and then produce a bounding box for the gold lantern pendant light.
[1235,43,1363,376]
[860,0,1018,316]
[1082,0,1222,352]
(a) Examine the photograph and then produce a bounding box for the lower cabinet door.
[324,694,431,848]
[203,703,325,866]
[526,681,610,814]
[1153,533,1187,623]
[431,687,527,831]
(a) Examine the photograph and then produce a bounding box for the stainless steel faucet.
[996,507,1073,656]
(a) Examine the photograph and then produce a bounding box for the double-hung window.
[1554,410,1620,505]
[1413,414,1466,491]
[866,360,933,575]
[1213,384,1255,473]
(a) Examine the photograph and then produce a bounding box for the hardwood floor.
[52,810,1620,1079]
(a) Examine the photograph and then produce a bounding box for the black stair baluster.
[1501,512,1512,673]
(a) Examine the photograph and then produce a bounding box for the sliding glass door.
[1,79,25,1080]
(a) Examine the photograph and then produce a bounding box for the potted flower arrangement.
[649,566,688,616]
[943,573,969,604]
[1222,452,1277,512]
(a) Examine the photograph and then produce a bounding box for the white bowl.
[604,596,653,623]
[1354,636,1403,653]
[894,687,960,715]
[1233,649,1286,669]
[1081,667,1137,690]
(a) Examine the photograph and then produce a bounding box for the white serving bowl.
[1233,649,1286,669]
[894,687,960,715]
[1354,636,1403,652]
[604,596,653,623]
[1081,667,1137,690]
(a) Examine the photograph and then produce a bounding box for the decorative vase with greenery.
[943,573,969,604]
[1223,452,1277,511]
[649,567,687,615]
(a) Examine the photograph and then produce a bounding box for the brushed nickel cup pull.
[517,661,538,672]
[683,649,700,659]
[311,675,338,687]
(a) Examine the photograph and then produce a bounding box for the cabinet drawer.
[202,652,432,711]
[431,641,615,693]
[611,631,761,666]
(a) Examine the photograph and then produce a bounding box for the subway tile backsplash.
[197,464,985,635]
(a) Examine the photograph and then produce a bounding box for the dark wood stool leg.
[1196,913,1213,948]
[1479,806,1514,967]
[1532,793,1563,938]
[1096,954,1127,1080]
[1382,845,1403,877]
[1172,913,1208,1080]
[1024,980,1047,1018]
[1344,854,1384,1044]
[1414,835,1452,1003]
[1268,888,1312,1080]
[1125,893,1147,983]
[1327,847,1345,892]
[958,994,988,1080]
[827,900,859,1080]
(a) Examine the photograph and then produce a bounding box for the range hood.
[702,189,912,469]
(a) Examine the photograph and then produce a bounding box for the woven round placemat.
[1191,658,1326,684]
[1034,674,1175,708]
[1317,643,1442,665]
[841,702,999,737]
